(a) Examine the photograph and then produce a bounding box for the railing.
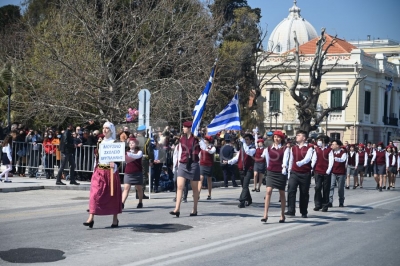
[388,117,399,126]
[2,141,100,179]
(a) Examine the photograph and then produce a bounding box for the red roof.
[291,34,357,54]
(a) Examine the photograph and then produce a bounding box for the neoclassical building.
[259,2,400,144]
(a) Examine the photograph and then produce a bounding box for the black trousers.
[239,169,253,204]
[151,163,163,191]
[288,171,311,215]
[221,164,237,187]
[314,173,331,209]
[56,153,76,182]
[366,158,372,176]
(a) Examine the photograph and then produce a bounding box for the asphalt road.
[1,176,399,266]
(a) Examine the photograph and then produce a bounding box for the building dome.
[268,1,318,53]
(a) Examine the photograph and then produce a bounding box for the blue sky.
[2,0,400,42]
[247,0,400,43]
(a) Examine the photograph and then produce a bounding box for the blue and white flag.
[386,78,393,93]
[192,66,215,136]
[207,93,241,136]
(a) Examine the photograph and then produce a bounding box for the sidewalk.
[0,165,239,193]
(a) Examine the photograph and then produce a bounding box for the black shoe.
[261,217,268,223]
[169,211,180,217]
[339,203,344,207]
[70,181,80,185]
[376,184,379,190]
[207,195,211,200]
[379,187,382,192]
[345,186,350,189]
[83,221,94,228]
[301,214,308,218]
[353,186,357,189]
[327,202,333,207]
[137,202,143,208]
[246,201,252,206]
[313,207,321,211]
[279,216,286,223]
[238,202,245,208]
[284,211,295,216]
[190,212,197,216]
[382,186,386,189]
[251,189,257,192]
[111,220,119,228]
[321,208,328,212]
[56,181,66,185]
[122,203,124,209]
[387,186,390,190]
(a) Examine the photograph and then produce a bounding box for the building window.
[364,91,371,114]
[276,44,281,53]
[269,90,280,112]
[330,89,342,113]
[330,133,340,140]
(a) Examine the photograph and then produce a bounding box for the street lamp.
[7,85,11,132]
[268,100,274,132]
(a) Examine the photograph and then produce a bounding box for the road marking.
[125,195,400,266]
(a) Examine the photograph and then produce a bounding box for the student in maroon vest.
[261,130,289,223]
[365,142,373,177]
[371,142,386,191]
[225,133,256,208]
[253,138,266,192]
[199,135,216,200]
[311,135,333,212]
[122,138,144,209]
[170,121,203,217]
[385,145,396,190]
[356,143,368,188]
[397,152,400,189]
[329,140,347,207]
[286,130,314,218]
[346,144,357,189]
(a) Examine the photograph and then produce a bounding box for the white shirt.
[288,143,313,172]
[333,149,347,163]
[2,144,12,162]
[228,138,256,165]
[311,145,334,175]
[263,144,290,174]
[355,150,368,167]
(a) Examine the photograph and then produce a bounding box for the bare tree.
[287,28,367,134]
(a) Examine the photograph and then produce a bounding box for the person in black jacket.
[55,125,80,185]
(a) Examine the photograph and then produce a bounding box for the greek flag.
[192,66,215,136]
[207,93,241,136]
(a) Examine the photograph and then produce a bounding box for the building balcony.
[383,116,399,126]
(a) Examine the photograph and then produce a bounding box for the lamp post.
[7,85,11,132]
[268,100,274,132]
[274,112,280,131]
[325,113,329,137]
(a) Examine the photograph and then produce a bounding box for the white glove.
[296,161,302,167]
[282,168,287,175]
[326,171,330,175]
[252,128,258,134]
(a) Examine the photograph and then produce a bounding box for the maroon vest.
[332,150,346,175]
[267,146,286,172]
[388,153,393,166]
[124,151,142,174]
[237,149,254,171]
[314,147,332,174]
[179,135,200,163]
[375,150,386,165]
[200,148,214,166]
[365,147,373,158]
[358,151,366,165]
[347,152,356,166]
[254,147,265,163]
[291,145,312,173]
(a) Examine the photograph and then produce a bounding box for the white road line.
[125,195,400,266]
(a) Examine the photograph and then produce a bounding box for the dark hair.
[332,139,343,146]
[244,133,254,141]
[317,135,330,144]
[296,130,307,137]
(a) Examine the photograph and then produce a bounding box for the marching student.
[286,130,314,218]
[199,135,216,200]
[386,146,396,190]
[261,130,289,223]
[329,140,347,207]
[253,138,266,192]
[371,142,386,191]
[365,142,374,177]
[346,144,356,189]
[311,135,333,212]
[224,133,256,208]
[0,135,13,183]
[356,143,368,188]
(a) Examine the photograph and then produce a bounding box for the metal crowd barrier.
[4,141,102,179]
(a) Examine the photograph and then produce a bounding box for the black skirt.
[124,172,143,185]
[177,162,200,181]
[254,162,266,173]
[1,153,10,165]
[200,165,213,177]
[265,171,287,190]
